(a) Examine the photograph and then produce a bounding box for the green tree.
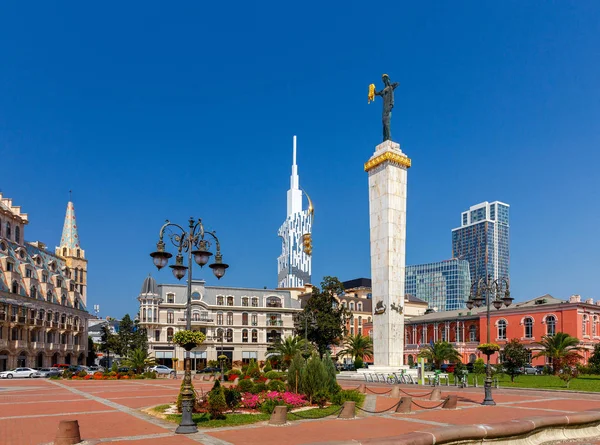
[267,336,309,370]
[116,314,135,356]
[100,323,118,367]
[417,341,461,369]
[534,332,581,375]
[339,334,373,368]
[86,336,96,366]
[132,318,148,352]
[501,339,528,382]
[302,354,328,403]
[287,352,305,393]
[207,380,227,419]
[473,357,486,384]
[297,276,351,357]
[123,348,156,374]
[322,352,340,395]
[589,344,600,374]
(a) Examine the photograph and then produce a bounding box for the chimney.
[569,295,581,303]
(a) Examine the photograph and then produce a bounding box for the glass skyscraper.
[405,259,471,311]
[451,201,510,290]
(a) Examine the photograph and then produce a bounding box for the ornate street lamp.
[466,276,511,406]
[150,217,228,434]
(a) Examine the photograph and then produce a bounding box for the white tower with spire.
[277,136,313,288]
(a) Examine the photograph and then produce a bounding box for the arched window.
[242,313,248,326]
[251,313,257,326]
[227,312,233,325]
[63,248,67,257]
[497,320,507,340]
[147,308,153,321]
[546,315,556,336]
[74,269,78,281]
[62,294,67,305]
[15,226,20,243]
[166,328,174,342]
[216,312,223,325]
[583,315,589,336]
[357,303,363,311]
[167,311,174,323]
[242,297,249,307]
[266,296,282,308]
[192,312,200,321]
[6,222,11,240]
[251,329,258,343]
[216,328,224,341]
[142,308,147,322]
[358,316,362,326]
[349,302,355,311]
[252,297,259,307]
[227,296,234,306]
[593,316,598,337]
[469,353,477,363]
[30,286,37,299]
[11,280,18,294]
[456,323,463,342]
[524,317,533,339]
[242,329,248,343]
[77,249,81,258]
[226,329,233,342]
[469,325,477,342]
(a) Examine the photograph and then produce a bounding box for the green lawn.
[443,373,600,391]
[150,404,342,428]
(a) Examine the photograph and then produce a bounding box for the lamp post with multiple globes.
[150,217,228,434]
[466,275,512,406]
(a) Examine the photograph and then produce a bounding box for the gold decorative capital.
[364,151,411,172]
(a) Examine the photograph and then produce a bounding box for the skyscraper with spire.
[277,136,313,288]
[56,200,88,306]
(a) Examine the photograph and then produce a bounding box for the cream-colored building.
[138,276,302,370]
[0,194,89,370]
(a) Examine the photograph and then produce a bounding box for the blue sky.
[1,2,599,318]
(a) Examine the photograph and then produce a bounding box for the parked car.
[0,368,40,379]
[149,365,175,376]
[87,366,104,375]
[196,366,221,374]
[535,365,547,374]
[36,367,61,378]
[117,367,130,373]
[51,364,70,375]
[522,365,540,375]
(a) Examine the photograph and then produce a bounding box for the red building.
[404,294,600,366]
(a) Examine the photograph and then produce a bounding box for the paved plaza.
[1,379,600,444]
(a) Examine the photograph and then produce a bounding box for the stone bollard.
[338,401,356,419]
[269,405,288,425]
[358,384,366,394]
[390,386,401,398]
[429,387,441,401]
[54,420,81,445]
[442,395,458,410]
[395,396,412,413]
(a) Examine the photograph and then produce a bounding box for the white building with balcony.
[137,276,302,370]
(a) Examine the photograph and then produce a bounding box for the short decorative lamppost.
[150,218,228,434]
[466,276,512,406]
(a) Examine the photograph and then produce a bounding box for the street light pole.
[466,276,512,406]
[150,217,228,434]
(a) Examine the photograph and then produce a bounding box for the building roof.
[60,201,80,249]
[342,278,371,289]
[406,294,428,305]
[0,193,29,224]
[140,275,158,295]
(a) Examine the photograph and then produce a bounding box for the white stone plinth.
[365,140,410,368]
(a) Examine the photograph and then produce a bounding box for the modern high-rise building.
[405,259,471,311]
[277,136,313,288]
[451,201,510,290]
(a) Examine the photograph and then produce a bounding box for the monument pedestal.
[364,140,411,368]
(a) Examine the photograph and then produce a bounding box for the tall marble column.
[364,140,411,369]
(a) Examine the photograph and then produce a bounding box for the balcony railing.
[18,316,26,323]
[267,320,283,327]
[60,323,66,330]
[36,319,43,326]
[28,318,36,325]
[51,321,59,328]
[267,336,282,343]
[59,344,67,351]
[32,342,45,350]
[66,324,73,330]
[266,302,283,308]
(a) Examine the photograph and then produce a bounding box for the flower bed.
[240,391,307,410]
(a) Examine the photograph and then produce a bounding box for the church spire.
[60,200,81,249]
[287,135,303,216]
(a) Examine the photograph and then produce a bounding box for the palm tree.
[267,336,309,370]
[534,332,581,375]
[418,341,461,370]
[338,334,374,363]
[123,348,156,374]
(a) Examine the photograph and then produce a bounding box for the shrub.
[109,371,117,377]
[63,370,73,379]
[322,353,340,395]
[265,370,282,380]
[354,357,364,369]
[224,387,241,412]
[84,374,92,380]
[207,380,227,420]
[331,389,365,407]
[226,368,242,376]
[259,398,279,414]
[127,370,135,377]
[287,352,304,393]
[263,360,273,373]
[267,380,286,392]
[250,382,268,394]
[77,370,88,378]
[246,359,261,378]
[208,360,219,368]
[93,373,104,380]
[142,371,157,379]
[312,389,330,408]
[303,354,328,403]
[238,378,254,393]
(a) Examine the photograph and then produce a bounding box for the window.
[227,296,234,306]
[63,248,67,257]
[70,282,75,292]
[252,329,258,343]
[155,330,160,341]
[242,313,248,326]
[142,308,147,322]
[42,272,48,283]
[594,316,598,337]
[583,315,589,336]
[74,269,78,281]
[456,323,463,342]
[216,312,223,325]
[226,312,233,325]
[167,312,174,323]
[192,312,200,321]
[350,327,354,336]
[546,315,556,336]
[524,317,533,339]
[216,328,224,341]
[26,269,32,278]
[469,325,477,342]
[30,286,37,299]
[251,314,258,326]
[357,303,362,311]
[266,296,282,308]
[358,316,362,326]
[15,226,20,243]
[76,249,81,258]
[57,278,62,288]
[441,326,447,342]
[7,261,14,272]
[167,328,174,342]
[191,292,201,301]
[242,329,248,342]
[252,297,259,307]
[226,329,233,342]
[242,297,249,307]
[350,302,355,311]
[167,293,174,304]
[497,320,507,340]
[6,222,11,240]
[217,296,224,306]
